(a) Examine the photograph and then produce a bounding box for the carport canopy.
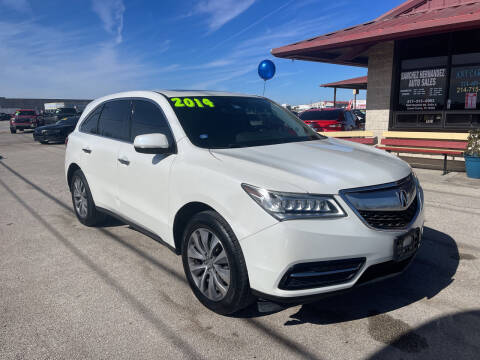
[320,76,367,108]
[320,76,368,90]
[271,0,480,67]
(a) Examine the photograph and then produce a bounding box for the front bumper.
[240,195,425,299]
[12,123,34,129]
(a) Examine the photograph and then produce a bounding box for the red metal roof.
[272,0,480,66]
[320,76,368,89]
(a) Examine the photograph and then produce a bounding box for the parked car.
[65,91,424,315]
[298,108,358,132]
[44,107,78,124]
[0,113,12,121]
[9,109,44,133]
[34,115,80,144]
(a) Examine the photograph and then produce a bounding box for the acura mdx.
[65,91,424,314]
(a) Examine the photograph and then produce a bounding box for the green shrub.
[465,129,480,157]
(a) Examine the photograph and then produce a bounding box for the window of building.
[448,65,480,110]
[393,30,480,131]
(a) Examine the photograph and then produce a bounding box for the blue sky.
[0,0,404,105]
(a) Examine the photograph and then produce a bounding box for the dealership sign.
[399,68,447,111]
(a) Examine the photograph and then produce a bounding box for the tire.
[182,210,253,315]
[10,128,16,134]
[70,169,106,226]
[40,140,48,144]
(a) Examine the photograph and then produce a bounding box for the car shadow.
[235,227,459,321]
[369,310,480,358]
[96,215,126,228]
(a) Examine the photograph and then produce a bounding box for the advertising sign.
[398,68,447,111]
[449,66,480,110]
[465,93,477,109]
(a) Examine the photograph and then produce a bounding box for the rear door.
[79,99,131,210]
[116,99,177,240]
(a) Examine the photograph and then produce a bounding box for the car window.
[131,100,173,143]
[16,110,36,116]
[56,108,76,114]
[80,105,103,134]
[98,100,131,141]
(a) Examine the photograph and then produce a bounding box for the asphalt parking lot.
[1,121,479,360]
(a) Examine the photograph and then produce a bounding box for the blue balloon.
[258,59,276,81]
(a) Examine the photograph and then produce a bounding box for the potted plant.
[465,129,480,179]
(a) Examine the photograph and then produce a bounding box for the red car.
[10,109,44,134]
[298,108,358,132]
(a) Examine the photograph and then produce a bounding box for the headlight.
[412,172,424,209]
[242,184,346,221]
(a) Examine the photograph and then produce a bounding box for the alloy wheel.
[73,177,88,218]
[187,228,231,301]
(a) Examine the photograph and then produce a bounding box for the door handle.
[82,146,92,154]
[118,156,130,165]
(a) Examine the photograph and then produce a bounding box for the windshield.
[168,96,323,149]
[16,110,35,116]
[299,110,342,121]
[55,108,76,114]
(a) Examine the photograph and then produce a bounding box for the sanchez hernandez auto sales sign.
[399,68,447,111]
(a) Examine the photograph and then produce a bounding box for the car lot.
[0,121,479,359]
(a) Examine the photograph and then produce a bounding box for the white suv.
[65,91,424,314]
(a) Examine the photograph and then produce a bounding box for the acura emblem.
[397,190,409,208]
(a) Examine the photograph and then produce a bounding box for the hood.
[210,138,411,194]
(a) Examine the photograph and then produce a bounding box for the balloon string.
[263,80,266,97]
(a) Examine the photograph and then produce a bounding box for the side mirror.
[134,133,172,154]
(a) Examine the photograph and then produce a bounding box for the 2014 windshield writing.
[170,97,215,108]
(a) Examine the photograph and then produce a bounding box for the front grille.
[279,258,365,290]
[359,195,418,230]
[340,174,420,230]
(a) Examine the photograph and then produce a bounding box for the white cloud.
[188,66,256,89]
[0,20,164,98]
[91,0,125,44]
[193,0,256,33]
[155,39,171,55]
[208,0,295,51]
[176,16,334,90]
[0,0,31,12]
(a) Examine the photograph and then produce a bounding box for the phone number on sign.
[457,86,480,94]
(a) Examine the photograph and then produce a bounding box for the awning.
[271,0,480,67]
[321,76,367,90]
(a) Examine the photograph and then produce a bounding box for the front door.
[116,99,177,241]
